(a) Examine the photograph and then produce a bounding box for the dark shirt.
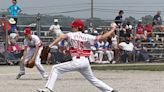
[115,15,123,26]
[153,15,162,26]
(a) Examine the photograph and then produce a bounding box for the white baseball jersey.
[49,24,63,37]
[66,32,98,57]
[18,34,48,79]
[24,35,42,48]
[43,32,113,92]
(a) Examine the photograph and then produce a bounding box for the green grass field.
[91,63,164,71]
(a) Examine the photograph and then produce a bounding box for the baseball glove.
[26,59,35,68]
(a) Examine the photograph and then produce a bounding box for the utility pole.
[36,13,41,37]
[91,0,93,19]
[90,0,94,33]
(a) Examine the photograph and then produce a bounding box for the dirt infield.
[0,65,164,92]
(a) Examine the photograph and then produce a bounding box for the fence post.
[133,25,136,62]
[4,17,8,64]
[36,13,41,37]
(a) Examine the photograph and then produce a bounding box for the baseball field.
[0,63,164,92]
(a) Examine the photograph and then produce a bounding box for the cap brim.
[9,21,16,24]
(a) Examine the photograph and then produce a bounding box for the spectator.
[119,37,134,63]
[8,18,18,34]
[111,32,119,63]
[95,39,114,63]
[7,33,22,65]
[49,19,63,38]
[45,45,58,64]
[119,22,127,41]
[134,40,150,62]
[89,45,98,62]
[126,21,133,38]
[7,0,22,25]
[136,20,147,41]
[144,22,153,42]
[115,10,124,27]
[153,11,162,26]
[0,14,11,41]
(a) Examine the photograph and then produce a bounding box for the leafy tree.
[125,16,136,26]
[141,15,153,24]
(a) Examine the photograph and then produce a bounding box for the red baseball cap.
[69,19,84,29]
[24,27,31,35]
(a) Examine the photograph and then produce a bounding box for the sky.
[1,0,164,20]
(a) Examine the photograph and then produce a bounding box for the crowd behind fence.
[0,15,164,65]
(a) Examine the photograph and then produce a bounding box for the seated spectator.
[119,37,134,63]
[7,33,23,65]
[136,20,147,41]
[144,22,153,42]
[46,40,71,64]
[95,39,114,63]
[89,45,98,62]
[46,45,58,64]
[134,40,150,62]
[119,23,127,38]
[126,21,133,38]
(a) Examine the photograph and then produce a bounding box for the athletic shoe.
[16,72,25,79]
[42,74,48,80]
[37,88,53,92]
[111,89,118,92]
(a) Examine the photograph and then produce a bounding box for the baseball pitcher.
[37,19,117,92]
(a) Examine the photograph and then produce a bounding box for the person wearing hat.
[49,19,63,38]
[9,18,18,34]
[46,19,64,64]
[16,27,48,79]
[37,19,117,92]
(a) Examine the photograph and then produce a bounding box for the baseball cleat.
[42,74,49,80]
[16,73,25,79]
[37,88,53,92]
[111,89,118,92]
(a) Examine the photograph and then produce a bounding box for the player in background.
[46,19,64,64]
[37,19,117,92]
[49,19,63,38]
[16,27,48,79]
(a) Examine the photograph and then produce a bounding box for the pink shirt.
[7,44,22,52]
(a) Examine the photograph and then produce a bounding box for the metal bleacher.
[140,30,164,61]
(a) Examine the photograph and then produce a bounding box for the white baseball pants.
[97,50,114,62]
[19,47,47,78]
[45,56,113,92]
